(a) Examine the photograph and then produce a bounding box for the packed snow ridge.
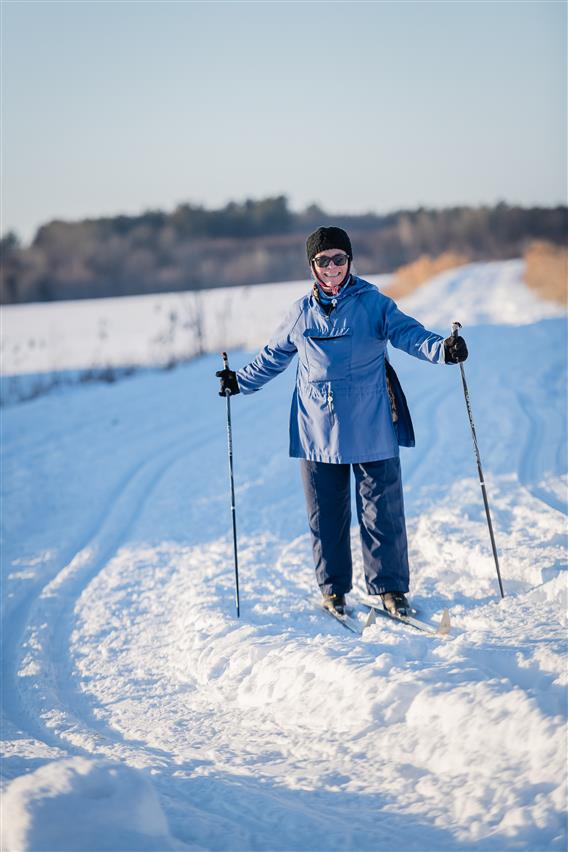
[1,261,567,851]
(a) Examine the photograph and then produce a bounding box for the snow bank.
[1,757,182,851]
[398,259,565,330]
[0,278,317,380]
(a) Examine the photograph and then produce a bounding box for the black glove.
[216,368,240,397]
[444,335,468,364]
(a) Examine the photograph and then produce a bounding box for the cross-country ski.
[360,595,452,636]
[321,602,364,635]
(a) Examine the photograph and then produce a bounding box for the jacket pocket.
[304,328,352,382]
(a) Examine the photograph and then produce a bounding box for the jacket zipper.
[327,383,335,422]
[313,294,339,318]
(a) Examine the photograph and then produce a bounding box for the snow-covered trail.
[2,264,567,851]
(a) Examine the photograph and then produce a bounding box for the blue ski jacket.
[236,276,446,464]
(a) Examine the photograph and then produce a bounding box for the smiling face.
[312,248,351,292]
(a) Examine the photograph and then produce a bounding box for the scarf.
[313,274,352,313]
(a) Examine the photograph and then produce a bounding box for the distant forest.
[1,197,566,303]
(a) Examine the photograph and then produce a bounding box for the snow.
[0,277,317,379]
[396,259,565,328]
[1,262,567,851]
[0,757,182,851]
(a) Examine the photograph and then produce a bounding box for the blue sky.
[2,0,566,244]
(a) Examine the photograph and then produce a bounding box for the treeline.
[1,197,566,303]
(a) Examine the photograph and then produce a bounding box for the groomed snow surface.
[1,261,567,851]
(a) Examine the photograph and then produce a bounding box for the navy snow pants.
[300,457,409,596]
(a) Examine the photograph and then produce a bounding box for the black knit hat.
[306,226,353,264]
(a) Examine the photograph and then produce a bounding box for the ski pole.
[452,322,505,599]
[221,352,241,617]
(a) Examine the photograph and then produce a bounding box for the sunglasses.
[313,253,349,269]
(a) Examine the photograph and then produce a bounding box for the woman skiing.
[216,226,468,617]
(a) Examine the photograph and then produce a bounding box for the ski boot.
[381,591,410,616]
[322,593,347,615]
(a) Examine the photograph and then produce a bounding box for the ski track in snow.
[2,263,567,851]
[516,385,567,517]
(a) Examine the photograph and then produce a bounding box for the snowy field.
[1,262,567,851]
[0,275,326,405]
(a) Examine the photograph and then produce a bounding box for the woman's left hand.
[216,368,240,396]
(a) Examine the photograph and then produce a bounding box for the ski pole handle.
[451,320,462,338]
[221,351,231,396]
